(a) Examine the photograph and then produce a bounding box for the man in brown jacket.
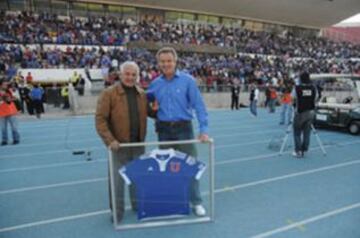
[95,61,147,223]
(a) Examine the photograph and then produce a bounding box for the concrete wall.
[70,91,266,114]
[70,90,358,115]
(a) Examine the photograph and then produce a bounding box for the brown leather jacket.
[95,83,147,147]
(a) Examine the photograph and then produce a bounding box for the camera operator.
[292,72,317,158]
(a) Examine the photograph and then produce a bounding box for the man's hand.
[198,133,209,142]
[109,140,120,151]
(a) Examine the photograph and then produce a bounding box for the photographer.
[0,79,20,145]
[292,72,317,158]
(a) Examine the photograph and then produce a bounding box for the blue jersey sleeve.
[185,156,206,180]
[118,159,142,185]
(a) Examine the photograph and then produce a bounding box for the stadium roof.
[92,0,360,29]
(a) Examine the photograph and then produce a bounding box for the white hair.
[120,61,140,82]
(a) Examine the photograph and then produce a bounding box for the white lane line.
[19,122,95,130]
[251,202,360,238]
[1,136,359,181]
[0,160,107,173]
[17,113,273,129]
[0,138,103,149]
[2,156,359,197]
[8,125,343,150]
[18,117,255,131]
[17,116,269,133]
[1,132,352,173]
[0,147,105,159]
[0,178,107,195]
[0,124,279,154]
[0,130,280,159]
[1,160,359,233]
[0,209,111,233]
[16,122,278,142]
[216,152,279,165]
[216,139,360,165]
[214,159,360,193]
[0,123,349,160]
[0,139,271,173]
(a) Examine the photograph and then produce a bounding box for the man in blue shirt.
[147,47,209,216]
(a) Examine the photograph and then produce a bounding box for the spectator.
[95,61,148,223]
[70,71,80,87]
[25,72,33,84]
[279,84,293,125]
[0,79,20,145]
[61,84,70,109]
[230,78,241,110]
[268,83,278,113]
[77,75,85,96]
[30,83,44,119]
[249,82,259,117]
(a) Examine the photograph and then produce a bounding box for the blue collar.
[160,70,180,81]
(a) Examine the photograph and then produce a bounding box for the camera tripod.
[279,123,327,156]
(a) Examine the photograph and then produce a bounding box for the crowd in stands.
[1,11,360,91]
[1,11,360,58]
[1,44,359,89]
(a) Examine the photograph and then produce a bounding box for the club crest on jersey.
[170,162,181,173]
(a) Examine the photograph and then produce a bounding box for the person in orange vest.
[25,72,33,85]
[268,83,278,113]
[279,83,293,125]
[0,79,20,145]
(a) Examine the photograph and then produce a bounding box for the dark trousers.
[109,147,144,222]
[293,110,315,153]
[231,95,239,110]
[268,99,276,113]
[63,96,70,109]
[32,99,43,116]
[156,121,202,205]
[19,99,25,113]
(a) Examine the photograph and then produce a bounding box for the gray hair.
[156,47,178,62]
[119,61,140,82]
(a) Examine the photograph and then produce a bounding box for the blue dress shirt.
[147,70,208,134]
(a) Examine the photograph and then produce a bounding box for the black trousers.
[231,95,239,110]
[156,121,202,205]
[293,110,315,152]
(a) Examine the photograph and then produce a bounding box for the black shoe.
[1,141,7,146]
[13,141,19,145]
